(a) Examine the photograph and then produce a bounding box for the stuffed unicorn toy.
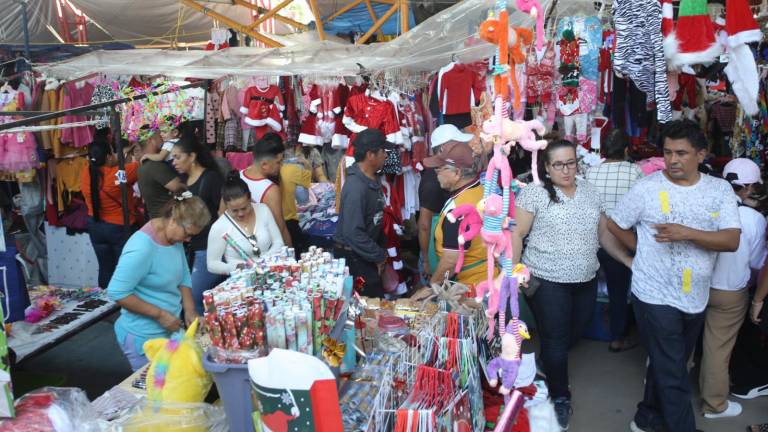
[446,204,484,274]
[515,119,548,184]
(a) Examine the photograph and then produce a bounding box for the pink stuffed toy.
[516,0,544,51]
[446,204,484,274]
[475,272,503,339]
[515,119,547,185]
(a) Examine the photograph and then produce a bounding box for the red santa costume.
[298,84,323,146]
[341,92,401,156]
[332,83,351,149]
[722,0,763,115]
[317,85,341,144]
[239,83,285,140]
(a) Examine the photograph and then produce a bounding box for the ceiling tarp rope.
[38,0,549,78]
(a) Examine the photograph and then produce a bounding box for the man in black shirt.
[418,124,473,281]
[334,129,394,298]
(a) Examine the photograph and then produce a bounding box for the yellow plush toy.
[120,319,214,432]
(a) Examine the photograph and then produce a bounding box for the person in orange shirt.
[81,136,140,288]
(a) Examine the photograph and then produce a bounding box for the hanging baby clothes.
[240,83,285,141]
[613,0,672,122]
[317,84,341,144]
[598,30,616,107]
[671,73,699,112]
[332,83,351,149]
[60,81,95,147]
[53,157,88,212]
[342,92,401,156]
[38,80,61,150]
[205,83,222,144]
[0,90,39,173]
[220,83,243,151]
[298,84,323,146]
[525,40,557,124]
[381,178,407,296]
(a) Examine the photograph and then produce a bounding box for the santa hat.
[661,0,674,38]
[723,0,764,115]
[664,0,723,69]
[726,0,762,47]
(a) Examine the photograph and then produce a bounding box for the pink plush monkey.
[446,204,483,274]
[515,119,547,185]
[515,0,544,51]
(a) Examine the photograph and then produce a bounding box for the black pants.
[333,246,383,298]
[286,219,306,257]
[598,249,632,341]
[87,218,132,288]
[730,316,768,394]
[529,277,597,399]
[632,295,704,432]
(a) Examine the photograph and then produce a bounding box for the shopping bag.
[248,349,342,432]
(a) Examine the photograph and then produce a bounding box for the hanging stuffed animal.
[487,318,531,399]
[479,10,511,102]
[515,0,544,51]
[515,119,548,184]
[446,204,484,274]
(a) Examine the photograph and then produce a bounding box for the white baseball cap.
[430,124,474,148]
[723,158,763,186]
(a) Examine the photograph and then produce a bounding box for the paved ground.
[12,312,768,431]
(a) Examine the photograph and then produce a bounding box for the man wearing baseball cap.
[333,129,395,298]
[423,141,491,287]
[418,124,474,281]
[700,158,766,419]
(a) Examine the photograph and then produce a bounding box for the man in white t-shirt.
[608,120,741,432]
[700,158,766,419]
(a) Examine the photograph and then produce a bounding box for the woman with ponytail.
[510,139,633,430]
[81,134,140,289]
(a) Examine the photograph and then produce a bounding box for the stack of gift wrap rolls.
[203,246,349,363]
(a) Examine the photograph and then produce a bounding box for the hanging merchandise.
[206,28,231,51]
[436,60,485,127]
[298,82,323,146]
[0,87,39,173]
[663,0,723,70]
[342,90,401,155]
[524,40,556,125]
[332,82,352,150]
[61,81,95,148]
[239,76,285,140]
[613,0,672,122]
[721,0,764,115]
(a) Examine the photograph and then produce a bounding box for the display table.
[8,291,117,362]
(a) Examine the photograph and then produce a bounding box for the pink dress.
[60,82,95,148]
[0,91,38,172]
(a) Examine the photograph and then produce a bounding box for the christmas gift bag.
[248,349,342,432]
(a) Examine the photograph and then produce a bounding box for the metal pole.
[16,0,31,71]
[109,106,131,231]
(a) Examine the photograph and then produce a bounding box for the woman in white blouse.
[207,173,285,275]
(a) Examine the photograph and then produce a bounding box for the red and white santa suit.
[239,84,284,140]
[298,84,323,146]
[317,84,341,144]
[332,84,351,149]
[342,92,402,156]
[381,179,407,296]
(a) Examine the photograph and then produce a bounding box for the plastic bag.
[0,387,102,432]
[207,344,265,364]
[109,400,227,432]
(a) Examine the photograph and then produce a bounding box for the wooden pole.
[324,0,363,24]
[231,0,308,31]
[363,0,385,40]
[399,0,408,33]
[356,2,399,44]
[247,0,294,29]
[180,0,284,47]
[308,0,326,40]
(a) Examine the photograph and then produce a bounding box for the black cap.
[353,128,396,154]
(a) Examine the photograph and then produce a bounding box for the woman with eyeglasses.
[107,193,211,371]
[207,173,285,277]
[511,139,633,430]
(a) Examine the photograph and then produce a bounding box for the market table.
[8,290,117,363]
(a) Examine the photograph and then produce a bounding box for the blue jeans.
[191,249,224,315]
[87,218,133,288]
[632,295,704,432]
[598,249,632,341]
[119,333,148,372]
[529,277,597,399]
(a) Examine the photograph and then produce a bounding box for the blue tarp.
[312,3,415,36]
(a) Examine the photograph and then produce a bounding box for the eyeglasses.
[549,160,578,172]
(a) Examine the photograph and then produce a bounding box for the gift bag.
[248,349,342,432]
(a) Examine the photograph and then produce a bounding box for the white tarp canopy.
[38,0,550,78]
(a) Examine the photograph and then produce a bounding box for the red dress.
[317,84,341,143]
[332,84,351,149]
[298,84,322,146]
[239,85,284,140]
